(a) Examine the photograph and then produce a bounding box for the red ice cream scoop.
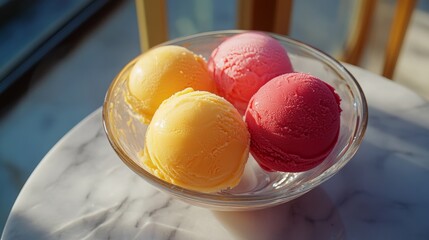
[244,72,342,172]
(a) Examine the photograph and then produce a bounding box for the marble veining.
[2,65,429,239]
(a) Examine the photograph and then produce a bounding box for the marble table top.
[2,64,429,240]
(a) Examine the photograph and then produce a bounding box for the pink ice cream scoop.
[244,72,342,172]
[208,32,293,114]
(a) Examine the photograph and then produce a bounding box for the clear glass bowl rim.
[102,30,368,209]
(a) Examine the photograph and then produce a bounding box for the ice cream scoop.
[142,88,250,193]
[244,73,341,172]
[127,45,216,123]
[208,32,293,114]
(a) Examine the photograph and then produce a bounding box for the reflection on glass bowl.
[102,30,368,211]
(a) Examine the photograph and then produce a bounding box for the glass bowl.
[102,30,368,211]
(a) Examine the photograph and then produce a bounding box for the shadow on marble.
[322,107,429,239]
[2,213,49,239]
[367,105,429,167]
[213,187,345,240]
[328,144,429,239]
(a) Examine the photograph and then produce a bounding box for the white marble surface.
[2,65,429,240]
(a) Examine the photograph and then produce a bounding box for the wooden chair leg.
[237,0,255,30]
[135,0,168,52]
[273,0,293,35]
[237,0,292,36]
[382,0,416,79]
[341,0,377,65]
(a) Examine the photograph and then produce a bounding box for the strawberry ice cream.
[208,32,293,114]
[244,72,342,172]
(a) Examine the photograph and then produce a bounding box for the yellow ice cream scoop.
[142,88,250,193]
[127,45,216,124]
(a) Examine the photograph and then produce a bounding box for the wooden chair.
[135,0,416,79]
